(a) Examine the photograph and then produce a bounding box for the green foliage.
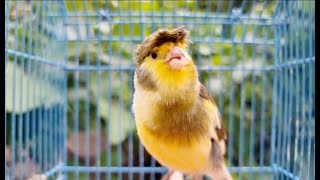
[67,70,133,145]
[6,61,63,113]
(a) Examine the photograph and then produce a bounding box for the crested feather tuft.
[134,26,192,66]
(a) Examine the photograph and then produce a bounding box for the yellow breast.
[136,121,211,174]
[132,70,212,174]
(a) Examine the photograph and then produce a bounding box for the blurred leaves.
[103,102,131,145]
[91,71,132,145]
[6,61,63,113]
[67,70,133,145]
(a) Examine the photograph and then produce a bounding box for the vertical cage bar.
[292,1,300,177]
[61,1,69,179]
[38,0,47,173]
[280,1,290,179]
[17,1,27,179]
[5,3,11,174]
[47,2,54,170]
[71,2,80,180]
[259,26,267,179]
[247,1,261,177]
[298,1,306,178]
[278,1,288,179]
[227,10,237,167]
[42,2,50,173]
[306,1,314,179]
[31,2,41,177]
[106,2,113,179]
[25,0,34,178]
[238,0,251,177]
[271,2,282,180]
[128,2,135,179]
[10,1,20,179]
[95,7,103,180]
[117,3,124,179]
[285,1,294,176]
[82,2,91,180]
[138,2,145,179]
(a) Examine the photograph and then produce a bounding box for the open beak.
[165,46,187,70]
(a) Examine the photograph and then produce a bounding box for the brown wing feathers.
[199,83,227,141]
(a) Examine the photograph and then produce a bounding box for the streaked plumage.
[132,26,232,180]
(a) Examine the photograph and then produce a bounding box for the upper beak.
[165,46,186,62]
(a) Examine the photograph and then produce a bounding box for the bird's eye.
[151,52,157,59]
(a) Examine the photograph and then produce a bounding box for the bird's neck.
[148,84,209,141]
[156,80,200,110]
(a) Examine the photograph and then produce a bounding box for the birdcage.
[5,1,314,180]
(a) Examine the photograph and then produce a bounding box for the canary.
[132,26,232,180]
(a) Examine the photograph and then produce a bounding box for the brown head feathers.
[134,26,192,66]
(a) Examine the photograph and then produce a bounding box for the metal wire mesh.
[5,1,314,180]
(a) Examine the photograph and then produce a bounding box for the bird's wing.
[199,83,227,155]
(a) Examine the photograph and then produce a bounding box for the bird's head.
[134,26,199,97]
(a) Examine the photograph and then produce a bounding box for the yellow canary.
[132,26,232,180]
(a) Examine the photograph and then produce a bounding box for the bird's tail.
[205,163,233,180]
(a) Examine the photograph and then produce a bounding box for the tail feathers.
[205,163,233,180]
[186,174,205,180]
[161,170,184,180]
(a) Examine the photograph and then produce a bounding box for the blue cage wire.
[5,1,314,180]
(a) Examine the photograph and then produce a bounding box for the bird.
[132,26,233,180]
